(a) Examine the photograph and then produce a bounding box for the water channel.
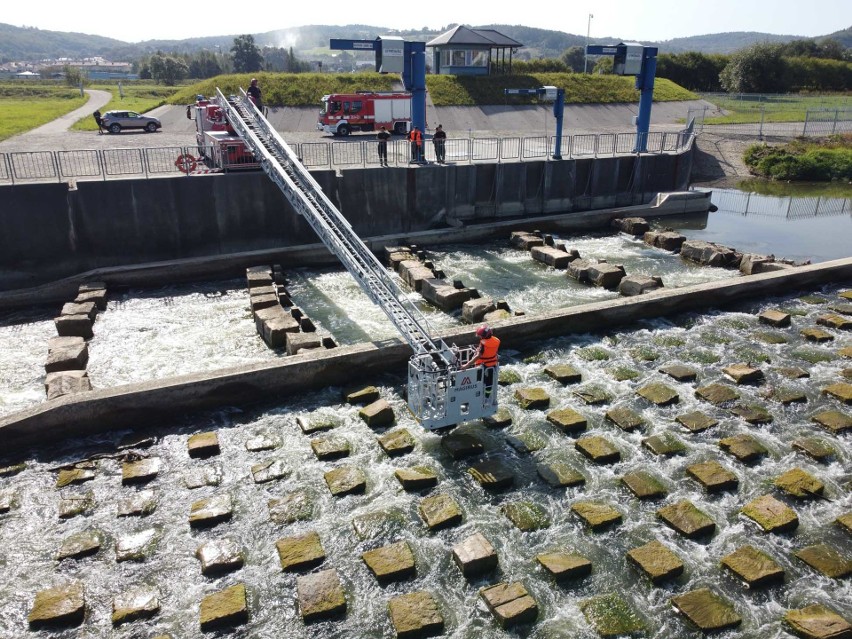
[0,185,850,637]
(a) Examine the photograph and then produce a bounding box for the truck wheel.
[338,123,351,136]
[393,122,407,135]
[109,123,121,134]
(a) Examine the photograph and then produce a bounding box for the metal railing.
[0,130,695,185]
[687,105,852,138]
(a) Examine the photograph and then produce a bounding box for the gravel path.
[23,89,112,136]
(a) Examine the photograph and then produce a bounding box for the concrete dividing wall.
[1,256,849,451]
[0,150,693,288]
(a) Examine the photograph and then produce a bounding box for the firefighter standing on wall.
[464,325,500,397]
[377,126,390,166]
[407,126,423,164]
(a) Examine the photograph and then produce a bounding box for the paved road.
[23,89,112,136]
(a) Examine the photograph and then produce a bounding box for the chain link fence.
[687,104,852,138]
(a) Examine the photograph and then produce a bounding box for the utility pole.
[584,14,594,73]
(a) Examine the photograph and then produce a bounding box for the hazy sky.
[5,0,851,44]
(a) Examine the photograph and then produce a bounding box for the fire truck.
[185,94,259,171]
[316,91,412,136]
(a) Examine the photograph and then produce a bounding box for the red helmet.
[476,325,492,339]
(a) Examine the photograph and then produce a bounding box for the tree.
[188,50,222,79]
[149,54,188,85]
[657,52,728,92]
[719,43,787,93]
[231,34,263,73]
[560,46,585,73]
[592,57,613,74]
[62,64,86,87]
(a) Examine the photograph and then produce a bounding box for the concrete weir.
[1,257,850,450]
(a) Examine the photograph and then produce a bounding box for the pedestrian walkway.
[24,89,112,136]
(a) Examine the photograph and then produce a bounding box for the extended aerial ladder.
[215,88,498,430]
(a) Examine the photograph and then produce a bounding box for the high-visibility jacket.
[407,129,423,146]
[475,335,500,367]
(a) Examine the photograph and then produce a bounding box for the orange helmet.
[476,325,492,339]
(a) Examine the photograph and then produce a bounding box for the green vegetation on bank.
[70,84,177,130]
[744,134,852,181]
[0,85,87,141]
[169,72,695,107]
[704,93,852,125]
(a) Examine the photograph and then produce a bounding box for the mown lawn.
[0,85,87,141]
[70,84,178,130]
[702,93,852,125]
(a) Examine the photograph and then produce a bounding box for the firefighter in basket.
[463,325,500,397]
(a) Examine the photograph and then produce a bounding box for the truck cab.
[317,92,411,136]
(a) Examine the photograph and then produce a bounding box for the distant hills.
[1,22,849,63]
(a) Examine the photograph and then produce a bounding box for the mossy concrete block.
[324,466,367,497]
[121,458,161,485]
[823,383,852,405]
[505,429,546,454]
[56,467,95,488]
[363,540,416,582]
[311,436,351,461]
[115,528,157,562]
[671,588,741,633]
[642,432,687,456]
[795,544,852,578]
[793,437,836,462]
[696,382,740,406]
[771,387,808,405]
[251,459,290,484]
[0,488,15,514]
[112,586,159,626]
[741,494,798,533]
[571,501,622,531]
[276,531,325,572]
[344,385,380,405]
[575,436,620,464]
[296,414,336,434]
[268,491,315,525]
[441,432,484,459]
[579,592,645,638]
[187,431,220,458]
[544,364,582,384]
[452,532,498,577]
[515,387,551,409]
[842,346,852,358]
[189,494,233,528]
[468,460,514,490]
[621,470,667,500]
[627,540,684,583]
[59,491,93,519]
[637,382,679,406]
[480,582,538,629]
[297,569,346,623]
[657,500,716,539]
[395,466,438,491]
[199,583,248,631]
[775,467,825,498]
[57,529,102,560]
[573,384,613,405]
[184,465,222,489]
[778,366,811,379]
[537,461,585,488]
[0,462,26,477]
[720,545,784,587]
[546,407,587,434]
[359,399,396,427]
[686,460,739,493]
[659,363,698,382]
[605,406,645,432]
[811,409,852,434]
[759,309,791,327]
[676,410,719,433]
[503,501,550,531]
[351,508,407,541]
[730,403,774,424]
[196,538,244,575]
[723,363,765,385]
[419,493,462,530]
[498,368,522,386]
[719,434,768,463]
[483,407,513,428]
[536,552,591,582]
[784,604,852,639]
[28,581,85,629]
[378,429,415,457]
[817,314,852,330]
[802,327,834,342]
[388,591,444,639]
[836,512,852,535]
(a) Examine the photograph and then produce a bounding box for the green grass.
[71,84,177,131]
[701,93,852,125]
[0,87,87,141]
[744,134,852,181]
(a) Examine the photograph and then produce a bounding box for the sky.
[5,0,851,44]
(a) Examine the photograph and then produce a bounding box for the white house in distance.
[426,25,523,76]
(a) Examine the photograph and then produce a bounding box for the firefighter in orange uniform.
[407,126,423,163]
[465,324,500,396]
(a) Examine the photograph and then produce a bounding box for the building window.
[470,50,488,67]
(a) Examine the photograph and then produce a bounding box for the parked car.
[101,110,161,134]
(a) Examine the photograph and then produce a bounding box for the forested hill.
[1,21,848,63]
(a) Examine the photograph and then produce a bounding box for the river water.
[0,185,850,637]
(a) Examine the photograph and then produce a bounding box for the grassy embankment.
[744,134,852,181]
[702,93,851,125]
[0,84,87,141]
[70,84,180,131]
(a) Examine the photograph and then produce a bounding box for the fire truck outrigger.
[217,86,497,430]
[317,91,412,136]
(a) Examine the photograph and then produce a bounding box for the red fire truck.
[317,91,412,136]
[184,94,259,171]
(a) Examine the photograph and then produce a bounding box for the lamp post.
[584,13,594,74]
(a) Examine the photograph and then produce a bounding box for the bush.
[744,135,852,181]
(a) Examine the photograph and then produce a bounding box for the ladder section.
[214,88,448,363]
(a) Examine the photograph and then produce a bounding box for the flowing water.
[0,186,850,637]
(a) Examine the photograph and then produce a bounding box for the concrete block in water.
[359,399,395,428]
[419,493,462,530]
[28,581,86,629]
[642,432,687,456]
[388,591,444,639]
[502,501,550,531]
[627,540,684,583]
[759,309,791,327]
[378,429,415,457]
[250,459,290,484]
[344,385,380,405]
[811,409,852,434]
[741,494,798,533]
[394,466,438,490]
[362,540,416,582]
[544,363,582,384]
[783,604,852,639]
[587,262,626,289]
[467,460,514,491]
[536,552,591,581]
[606,406,646,432]
[580,593,645,637]
[246,268,273,289]
[249,292,279,313]
[297,569,346,623]
[311,436,351,461]
[671,588,741,633]
[821,383,852,405]
[530,245,575,269]
[657,500,715,538]
[644,230,686,252]
[546,407,587,434]
[612,216,650,235]
[61,301,97,321]
[740,253,775,275]
[637,382,679,406]
[618,274,664,296]
[45,336,89,373]
[111,585,160,626]
[723,363,765,385]
[199,583,248,631]
[575,436,620,464]
[324,466,367,497]
[441,433,484,459]
[566,258,592,282]
[187,431,220,458]
[721,545,784,587]
[275,531,325,572]
[621,470,667,500]
[571,501,622,531]
[286,331,322,355]
[719,434,768,463]
[45,370,92,399]
[536,461,585,487]
[686,460,739,493]
[510,231,544,250]
[254,306,299,348]
[121,458,161,485]
[189,494,232,528]
[54,314,93,339]
[57,528,102,560]
[117,489,156,517]
[398,260,434,292]
[421,278,471,311]
[268,490,314,525]
[514,387,550,410]
[462,297,496,323]
[775,467,825,498]
[680,240,739,267]
[453,532,497,577]
[479,582,538,629]
[75,288,108,311]
[795,544,852,578]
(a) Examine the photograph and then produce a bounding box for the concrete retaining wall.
[0,151,693,289]
[1,256,848,451]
